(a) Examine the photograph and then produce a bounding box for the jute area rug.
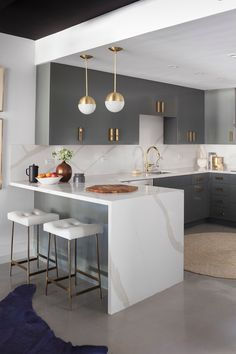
[184,232,236,279]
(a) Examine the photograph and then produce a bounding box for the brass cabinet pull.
[192,131,196,142]
[215,176,223,181]
[108,128,114,141]
[161,101,165,113]
[229,130,234,142]
[115,128,119,142]
[78,127,83,142]
[215,187,224,192]
[156,100,165,114]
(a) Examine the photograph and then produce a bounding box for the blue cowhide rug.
[0,284,108,354]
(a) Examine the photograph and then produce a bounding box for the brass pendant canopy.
[78,54,96,115]
[105,47,125,113]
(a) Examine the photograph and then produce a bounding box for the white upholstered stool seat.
[44,218,103,309]
[8,209,59,284]
[8,209,59,227]
[43,218,102,240]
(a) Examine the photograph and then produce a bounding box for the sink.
[145,171,170,176]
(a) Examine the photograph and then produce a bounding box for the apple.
[51,172,58,178]
[38,173,46,178]
[46,172,51,177]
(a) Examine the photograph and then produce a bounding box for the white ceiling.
[55,9,236,90]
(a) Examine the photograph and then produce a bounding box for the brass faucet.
[144,145,161,173]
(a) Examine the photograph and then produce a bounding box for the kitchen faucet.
[144,145,161,173]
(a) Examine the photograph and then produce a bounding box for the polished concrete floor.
[1,223,236,354]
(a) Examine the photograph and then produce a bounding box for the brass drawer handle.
[192,131,196,142]
[215,176,223,181]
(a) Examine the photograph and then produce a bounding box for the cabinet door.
[178,90,205,144]
[205,89,236,144]
[189,184,209,222]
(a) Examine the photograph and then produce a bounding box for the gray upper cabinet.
[205,89,236,144]
[164,88,205,144]
[35,62,205,145]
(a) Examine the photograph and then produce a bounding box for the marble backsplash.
[10,143,201,182]
[10,143,236,182]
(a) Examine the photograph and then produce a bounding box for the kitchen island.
[10,177,184,315]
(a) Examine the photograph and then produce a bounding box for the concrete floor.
[1,223,236,354]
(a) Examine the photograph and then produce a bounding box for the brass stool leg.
[45,233,51,296]
[74,238,77,286]
[54,234,59,278]
[37,225,40,270]
[10,221,14,276]
[96,234,102,299]
[68,240,72,309]
[27,227,30,284]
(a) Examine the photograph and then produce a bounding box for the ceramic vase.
[56,161,72,182]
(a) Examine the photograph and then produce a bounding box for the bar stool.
[8,209,59,283]
[43,218,103,308]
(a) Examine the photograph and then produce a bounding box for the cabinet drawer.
[211,173,230,184]
[211,195,229,208]
[192,174,209,185]
[211,183,229,196]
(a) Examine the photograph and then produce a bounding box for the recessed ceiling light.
[168,65,179,69]
[228,53,236,58]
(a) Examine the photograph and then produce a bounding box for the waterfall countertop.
[9,171,185,315]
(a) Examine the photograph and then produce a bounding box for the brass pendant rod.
[85,58,88,97]
[114,51,117,93]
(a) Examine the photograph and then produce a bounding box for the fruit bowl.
[36,176,62,185]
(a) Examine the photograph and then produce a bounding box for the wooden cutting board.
[86,184,138,194]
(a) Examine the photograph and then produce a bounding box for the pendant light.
[78,54,96,115]
[105,47,125,113]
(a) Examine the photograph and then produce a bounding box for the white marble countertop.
[10,168,236,205]
[9,180,179,206]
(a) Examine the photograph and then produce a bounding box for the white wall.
[0,33,36,263]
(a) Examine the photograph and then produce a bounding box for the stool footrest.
[47,273,100,297]
[76,269,99,282]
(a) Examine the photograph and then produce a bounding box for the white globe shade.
[105,92,125,113]
[78,96,96,115]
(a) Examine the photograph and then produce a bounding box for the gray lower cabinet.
[153,174,209,224]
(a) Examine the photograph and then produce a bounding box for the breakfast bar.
[10,178,184,314]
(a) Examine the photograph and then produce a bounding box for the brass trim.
[108,47,123,53]
[106,91,124,102]
[192,131,196,142]
[79,96,95,105]
[229,130,234,142]
[80,54,93,60]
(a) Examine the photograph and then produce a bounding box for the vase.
[56,161,72,182]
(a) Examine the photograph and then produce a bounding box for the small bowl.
[36,176,62,185]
